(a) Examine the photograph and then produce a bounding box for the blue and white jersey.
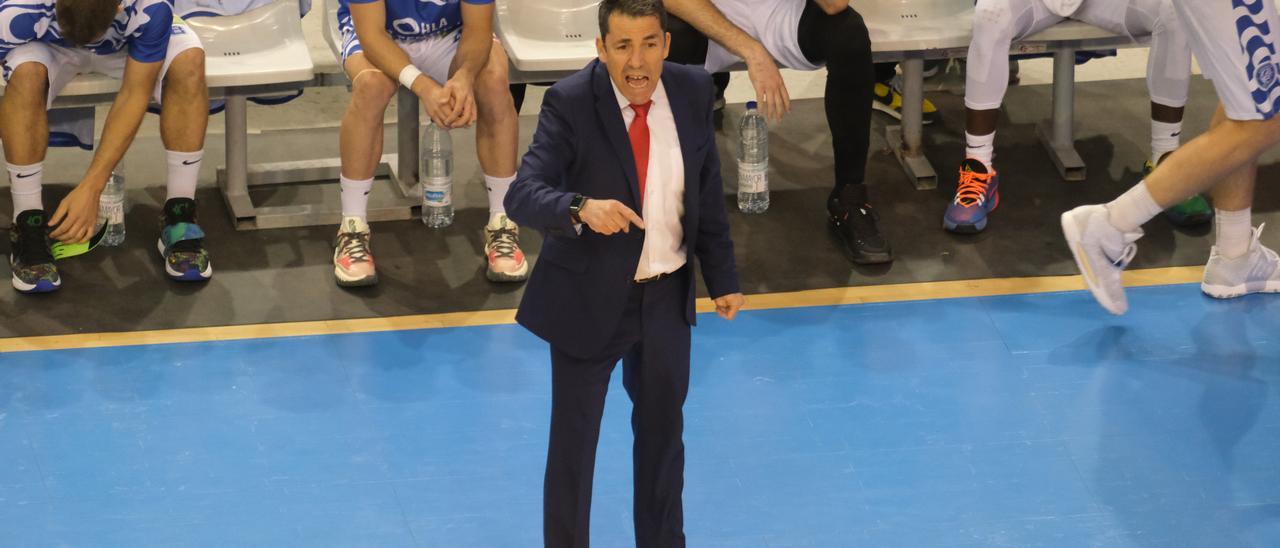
[175,0,310,18]
[337,0,491,42]
[0,0,174,63]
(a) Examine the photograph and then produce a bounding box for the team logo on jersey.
[391,16,451,38]
[1234,0,1280,116]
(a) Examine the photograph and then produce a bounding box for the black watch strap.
[569,194,587,224]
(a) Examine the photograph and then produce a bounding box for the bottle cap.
[746,101,757,110]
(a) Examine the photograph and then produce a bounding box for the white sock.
[964,131,995,170]
[485,173,515,217]
[1106,181,1163,233]
[1215,207,1253,259]
[165,149,202,200]
[340,175,373,220]
[7,162,44,216]
[1151,120,1182,166]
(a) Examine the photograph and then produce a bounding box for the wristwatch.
[569,194,587,224]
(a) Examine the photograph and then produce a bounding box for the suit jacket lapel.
[592,60,642,208]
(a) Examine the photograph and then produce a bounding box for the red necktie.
[628,102,652,206]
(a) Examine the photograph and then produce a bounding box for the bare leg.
[339,53,397,181]
[1146,104,1280,208]
[159,49,208,152]
[471,40,518,179]
[0,63,50,165]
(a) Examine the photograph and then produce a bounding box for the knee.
[3,63,49,104]
[824,10,871,70]
[165,49,206,91]
[973,0,1014,36]
[349,71,397,114]
[476,46,515,119]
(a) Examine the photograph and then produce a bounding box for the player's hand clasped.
[421,73,478,130]
[578,198,645,235]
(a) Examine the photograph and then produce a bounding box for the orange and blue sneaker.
[944,159,1000,234]
[157,198,212,282]
[8,209,60,294]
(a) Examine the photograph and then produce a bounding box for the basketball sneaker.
[872,74,939,125]
[1201,224,1280,298]
[944,159,1000,233]
[485,213,529,282]
[9,209,60,293]
[334,216,377,287]
[157,198,212,282]
[1061,204,1142,315]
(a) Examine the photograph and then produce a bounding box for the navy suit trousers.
[543,267,692,548]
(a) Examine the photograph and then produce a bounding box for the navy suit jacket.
[504,59,741,360]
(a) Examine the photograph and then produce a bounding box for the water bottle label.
[423,177,452,207]
[737,161,767,194]
[107,204,124,224]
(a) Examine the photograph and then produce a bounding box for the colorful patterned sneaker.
[944,159,1001,234]
[872,75,939,125]
[1201,224,1280,299]
[156,198,212,282]
[484,213,529,282]
[1144,161,1213,227]
[333,216,377,287]
[8,209,60,294]
[1061,204,1143,315]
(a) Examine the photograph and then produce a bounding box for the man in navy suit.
[504,0,745,545]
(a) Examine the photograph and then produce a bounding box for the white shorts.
[341,24,461,87]
[702,0,818,73]
[1173,0,1280,120]
[0,22,203,110]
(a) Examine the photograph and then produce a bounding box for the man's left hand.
[48,179,105,243]
[714,292,746,321]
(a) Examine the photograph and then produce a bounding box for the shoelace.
[337,231,372,263]
[17,224,53,265]
[487,226,519,258]
[954,170,994,206]
[1111,243,1137,268]
[1253,224,1278,263]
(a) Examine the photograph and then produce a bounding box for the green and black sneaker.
[8,209,61,294]
[1145,160,1213,227]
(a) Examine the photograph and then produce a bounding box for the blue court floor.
[1,283,1278,547]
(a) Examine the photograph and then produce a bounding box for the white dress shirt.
[611,79,687,281]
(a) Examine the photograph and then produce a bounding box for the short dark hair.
[598,0,668,39]
[56,0,119,47]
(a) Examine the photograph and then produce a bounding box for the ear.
[662,31,671,60]
[596,36,607,63]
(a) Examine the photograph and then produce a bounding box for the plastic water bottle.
[737,101,769,213]
[98,169,126,246]
[420,122,454,228]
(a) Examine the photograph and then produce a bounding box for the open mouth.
[625,75,649,89]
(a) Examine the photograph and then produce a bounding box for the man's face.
[596,13,669,105]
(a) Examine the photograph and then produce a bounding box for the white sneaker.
[1061,204,1143,315]
[1201,224,1280,299]
[484,213,529,282]
[333,216,377,287]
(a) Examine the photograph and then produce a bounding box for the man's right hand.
[745,46,790,123]
[578,199,645,235]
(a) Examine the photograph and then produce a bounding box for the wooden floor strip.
[0,266,1205,353]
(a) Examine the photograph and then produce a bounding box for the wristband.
[398,65,423,89]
